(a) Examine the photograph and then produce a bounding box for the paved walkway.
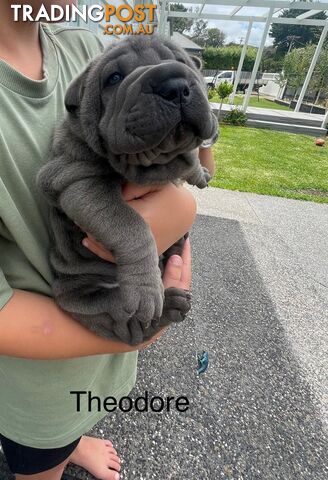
[1,188,327,479]
[217,103,326,124]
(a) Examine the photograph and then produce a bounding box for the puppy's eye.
[105,72,124,87]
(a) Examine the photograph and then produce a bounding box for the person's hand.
[162,236,191,290]
[81,235,115,263]
[80,182,196,262]
[80,183,164,262]
[78,222,192,351]
[76,181,194,350]
[136,237,192,349]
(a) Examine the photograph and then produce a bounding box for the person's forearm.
[0,289,142,359]
[0,186,196,360]
[127,184,197,255]
[83,184,197,262]
[199,147,215,177]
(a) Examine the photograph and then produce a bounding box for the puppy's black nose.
[153,78,190,104]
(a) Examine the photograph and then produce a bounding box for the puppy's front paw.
[186,165,212,189]
[196,166,211,189]
[120,274,164,326]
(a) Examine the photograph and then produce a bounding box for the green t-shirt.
[0,23,138,448]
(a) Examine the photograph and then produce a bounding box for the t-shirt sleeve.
[48,24,105,60]
[0,267,13,310]
[80,29,105,56]
[90,32,105,54]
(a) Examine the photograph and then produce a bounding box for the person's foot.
[69,435,121,480]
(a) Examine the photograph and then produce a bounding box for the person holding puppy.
[0,1,214,479]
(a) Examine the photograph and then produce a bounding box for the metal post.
[295,23,328,112]
[157,0,168,36]
[321,109,328,129]
[230,20,253,104]
[242,7,274,112]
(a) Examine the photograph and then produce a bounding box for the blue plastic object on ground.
[197,351,209,374]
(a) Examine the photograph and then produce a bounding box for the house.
[170,32,204,56]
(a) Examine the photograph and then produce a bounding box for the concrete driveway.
[1,188,327,479]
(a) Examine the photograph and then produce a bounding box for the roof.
[164,1,328,27]
[171,32,204,51]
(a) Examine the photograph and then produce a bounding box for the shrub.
[207,88,216,100]
[216,81,234,114]
[216,81,234,101]
[223,107,248,126]
[203,46,257,70]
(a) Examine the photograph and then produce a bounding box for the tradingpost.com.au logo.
[11,3,157,36]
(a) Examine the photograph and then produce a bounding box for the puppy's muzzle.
[153,78,191,106]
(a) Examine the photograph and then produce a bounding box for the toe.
[108,450,120,466]
[104,471,120,480]
[108,450,120,462]
[108,446,118,455]
[108,457,121,472]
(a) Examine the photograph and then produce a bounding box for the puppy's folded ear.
[64,65,92,114]
[190,55,202,70]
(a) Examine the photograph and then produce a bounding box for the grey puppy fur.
[37,34,218,345]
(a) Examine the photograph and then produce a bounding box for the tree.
[270,6,327,54]
[261,46,284,72]
[206,28,226,47]
[202,46,257,71]
[189,18,208,41]
[282,44,328,105]
[309,47,328,103]
[192,27,226,48]
[283,45,315,99]
[170,3,193,34]
[216,81,234,115]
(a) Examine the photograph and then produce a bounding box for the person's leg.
[0,433,80,478]
[2,433,121,480]
[15,457,68,480]
[14,438,122,480]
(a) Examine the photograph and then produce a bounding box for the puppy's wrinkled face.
[65,35,218,180]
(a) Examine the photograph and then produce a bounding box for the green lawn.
[211,125,328,203]
[210,94,291,111]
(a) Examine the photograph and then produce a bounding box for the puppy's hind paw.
[160,287,192,326]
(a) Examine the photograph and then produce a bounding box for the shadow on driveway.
[1,215,327,479]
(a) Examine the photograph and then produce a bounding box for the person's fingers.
[162,255,183,289]
[139,326,169,349]
[162,238,192,290]
[180,237,192,288]
[122,182,163,202]
[82,236,115,263]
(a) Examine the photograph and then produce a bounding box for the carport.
[157,0,328,128]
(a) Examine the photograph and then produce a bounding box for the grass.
[211,125,328,204]
[210,94,291,111]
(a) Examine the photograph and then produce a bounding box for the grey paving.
[193,187,328,285]
[245,119,327,137]
[210,103,327,136]
[212,103,325,125]
[1,188,327,480]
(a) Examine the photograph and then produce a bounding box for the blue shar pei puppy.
[37,34,218,345]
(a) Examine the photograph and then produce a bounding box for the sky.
[206,19,275,47]
[78,1,276,45]
[77,1,326,47]
[186,4,276,47]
